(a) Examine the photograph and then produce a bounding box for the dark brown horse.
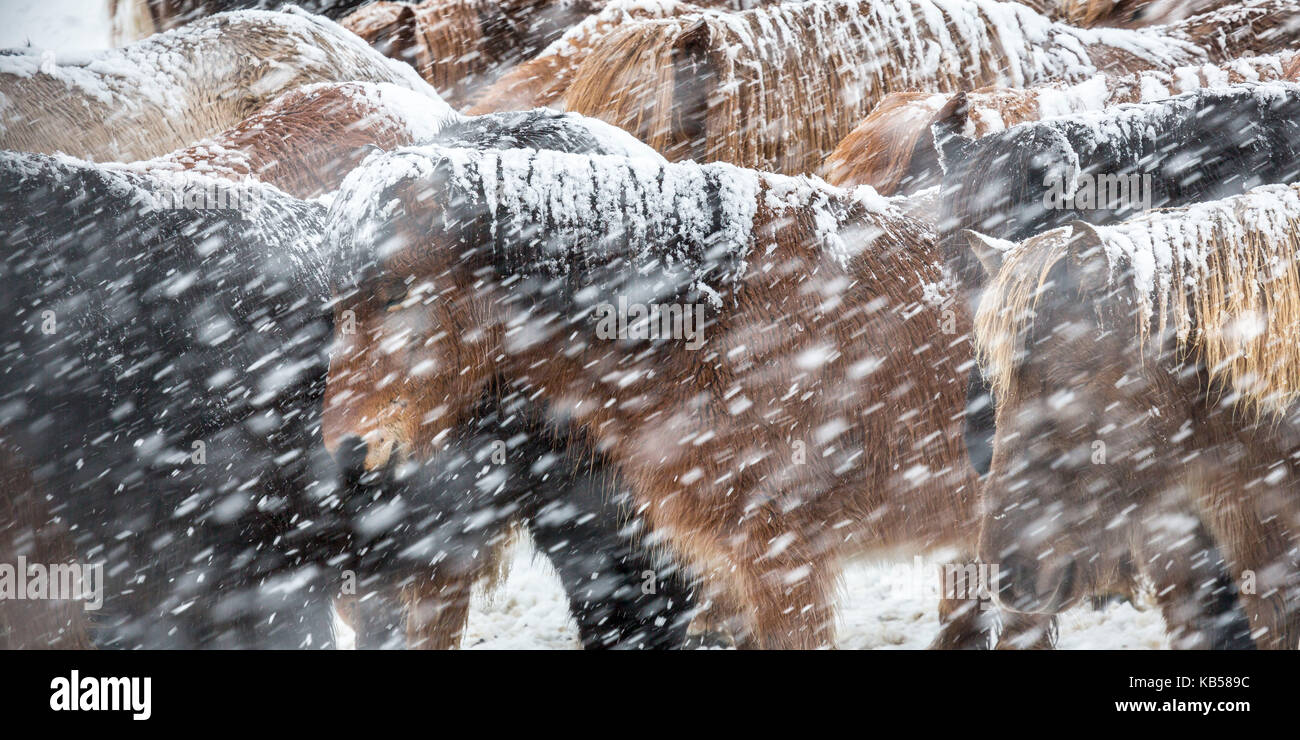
[319,145,1055,648]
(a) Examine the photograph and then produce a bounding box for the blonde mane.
[976,183,1300,414]
[973,227,1072,402]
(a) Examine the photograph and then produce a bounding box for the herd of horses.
[1,0,1298,649]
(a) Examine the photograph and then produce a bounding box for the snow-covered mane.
[327,145,900,305]
[937,81,1300,289]
[560,0,1275,175]
[975,183,1300,415]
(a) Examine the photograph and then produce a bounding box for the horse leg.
[931,556,996,649]
[349,585,409,650]
[403,573,479,650]
[0,441,94,649]
[726,533,836,649]
[1193,468,1300,649]
[525,469,696,650]
[927,555,1055,649]
[1136,516,1255,649]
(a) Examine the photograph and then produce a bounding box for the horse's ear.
[931,92,973,174]
[1065,220,1111,297]
[961,229,1009,279]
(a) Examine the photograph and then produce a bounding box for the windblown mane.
[327,145,896,305]
[343,0,602,108]
[1084,183,1300,414]
[559,0,1255,175]
[976,183,1300,414]
[972,227,1073,402]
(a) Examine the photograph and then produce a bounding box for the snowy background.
[1,0,1168,649]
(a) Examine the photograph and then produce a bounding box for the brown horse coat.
[320,146,1056,648]
[341,0,603,109]
[465,0,706,115]
[122,82,457,198]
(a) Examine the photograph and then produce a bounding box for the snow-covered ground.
[2,0,1169,650]
[452,535,1168,649]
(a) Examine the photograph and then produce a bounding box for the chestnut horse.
[465,0,705,115]
[971,184,1300,648]
[560,0,1296,176]
[341,0,604,109]
[0,8,437,162]
[320,145,1057,648]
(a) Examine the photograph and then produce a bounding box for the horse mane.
[1021,0,1239,27]
[131,82,458,198]
[830,49,1300,195]
[821,92,949,193]
[465,0,702,114]
[1079,183,1300,414]
[976,183,1300,415]
[939,82,1300,289]
[972,227,1073,402]
[343,0,600,108]
[561,0,1214,175]
[328,146,897,303]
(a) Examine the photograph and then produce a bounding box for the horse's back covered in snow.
[127,81,458,198]
[0,9,441,162]
[937,81,1300,293]
[825,51,1300,194]
[560,0,1296,175]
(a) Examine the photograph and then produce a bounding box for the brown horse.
[341,0,603,109]
[0,9,439,162]
[319,145,1055,649]
[971,184,1300,648]
[559,0,1295,176]
[824,51,1300,194]
[124,82,457,198]
[465,0,705,114]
